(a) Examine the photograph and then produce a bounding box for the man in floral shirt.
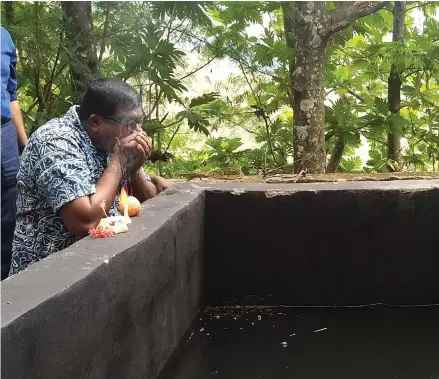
[9,78,171,275]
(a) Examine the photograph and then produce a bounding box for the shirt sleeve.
[35,140,96,213]
[7,40,18,102]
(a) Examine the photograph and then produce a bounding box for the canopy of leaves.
[3,1,439,176]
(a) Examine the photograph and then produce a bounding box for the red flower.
[88,225,115,239]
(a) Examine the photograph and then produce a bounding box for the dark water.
[158,305,439,379]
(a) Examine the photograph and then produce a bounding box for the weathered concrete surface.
[186,178,439,192]
[204,180,439,306]
[1,188,205,379]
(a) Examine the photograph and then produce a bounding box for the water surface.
[159,305,439,379]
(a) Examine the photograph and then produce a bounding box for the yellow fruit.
[120,195,141,217]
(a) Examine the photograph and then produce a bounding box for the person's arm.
[127,130,172,202]
[10,101,27,151]
[130,169,173,203]
[35,139,123,237]
[130,169,157,203]
[7,40,28,150]
[58,136,143,236]
[150,174,173,193]
[59,153,123,237]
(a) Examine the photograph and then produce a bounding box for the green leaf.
[387,114,409,129]
[402,85,417,98]
[374,97,389,116]
[189,92,220,108]
[177,109,211,136]
[340,156,362,173]
[142,119,164,133]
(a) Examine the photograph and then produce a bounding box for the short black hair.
[78,78,141,120]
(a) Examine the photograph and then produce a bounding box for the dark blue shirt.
[1,26,18,120]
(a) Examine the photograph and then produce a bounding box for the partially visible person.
[1,25,28,280]
[9,78,172,275]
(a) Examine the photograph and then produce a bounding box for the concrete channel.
[2,180,439,378]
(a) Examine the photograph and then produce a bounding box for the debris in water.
[281,341,288,348]
[200,328,204,332]
[251,322,255,326]
[313,327,328,333]
[186,331,195,344]
[289,333,296,337]
[212,371,219,375]
[234,317,237,320]
[257,315,262,320]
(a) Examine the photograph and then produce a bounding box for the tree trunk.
[4,1,15,25]
[62,1,99,104]
[292,2,328,174]
[387,1,406,171]
[326,133,345,173]
[283,1,389,174]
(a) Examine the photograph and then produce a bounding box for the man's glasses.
[105,116,144,130]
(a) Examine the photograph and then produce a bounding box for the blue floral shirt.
[10,106,121,275]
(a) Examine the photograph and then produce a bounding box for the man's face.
[92,107,144,152]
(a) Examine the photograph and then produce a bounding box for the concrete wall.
[1,188,205,379]
[2,180,438,378]
[204,180,439,306]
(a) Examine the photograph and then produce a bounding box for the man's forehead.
[116,107,143,119]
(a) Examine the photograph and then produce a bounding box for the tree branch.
[326,2,390,37]
[34,2,46,111]
[24,99,39,116]
[178,56,217,81]
[54,62,69,79]
[98,3,111,63]
[165,123,182,153]
[146,118,184,133]
[399,1,436,19]
[45,28,64,101]
[347,89,366,103]
[239,61,279,167]
[143,89,164,120]
[326,121,373,141]
[107,24,276,79]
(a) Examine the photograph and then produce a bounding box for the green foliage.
[340,156,363,173]
[147,135,270,177]
[4,1,439,177]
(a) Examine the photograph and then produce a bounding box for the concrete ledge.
[189,178,439,192]
[1,189,205,379]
